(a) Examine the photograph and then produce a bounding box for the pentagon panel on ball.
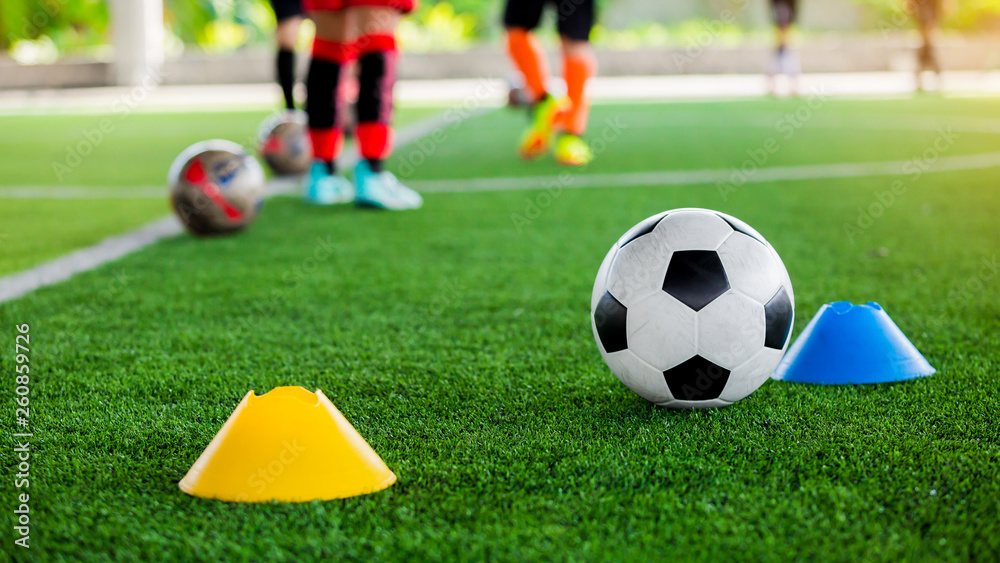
[590,208,795,409]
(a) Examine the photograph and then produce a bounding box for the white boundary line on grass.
[9,147,1000,200]
[0,186,164,199]
[0,217,184,304]
[0,110,483,303]
[7,113,999,200]
[0,178,304,199]
[5,151,998,304]
[411,150,1000,194]
[3,109,1000,302]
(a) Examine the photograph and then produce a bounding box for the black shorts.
[503,0,595,42]
[270,0,304,22]
[771,0,797,27]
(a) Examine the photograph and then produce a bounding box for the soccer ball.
[257,110,312,176]
[591,208,794,409]
[168,140,266,236]
[505,72,531,108]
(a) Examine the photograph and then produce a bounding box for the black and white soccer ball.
[591,208,794,409]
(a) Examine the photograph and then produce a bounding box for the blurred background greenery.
[1,0,999,61]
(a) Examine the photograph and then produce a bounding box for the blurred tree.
[399,2,482,51]
[164,0,274,51]
[1,0,109,52]
[852,0,1000,31]
[5,0,998,59]
[0,0,492,56]
[421,0,499,38]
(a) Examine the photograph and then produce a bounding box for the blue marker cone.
[772,301,935,384]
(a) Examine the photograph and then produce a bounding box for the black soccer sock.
[277,48,297,110]
[355,34,397,165]
[306,38,352,171]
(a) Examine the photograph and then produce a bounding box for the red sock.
[356,123,392,161]
[309,128,343,166]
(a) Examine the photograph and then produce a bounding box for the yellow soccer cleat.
[518,95,563,160]
[554,133,594,166]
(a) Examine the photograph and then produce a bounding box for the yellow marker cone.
[179,386,396,502]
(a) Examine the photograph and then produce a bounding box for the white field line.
[0,186,164,199]
[0,109,485,303]
[411,150,1000,194]
[1,109,997,302]
[0,107,484,200]
[0,177,305,200]
[12,144,999,201]
[0,217,182,303]
[5,113,996,200]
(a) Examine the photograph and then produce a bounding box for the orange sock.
[505,28,548,102]
[560,51,596,135]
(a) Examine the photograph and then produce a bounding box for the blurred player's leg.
[553,36,595,166]
[506,28,559,161]
[503,0,560,160]
[304,7,355,204]
[913,0,942,92]
[351,5,422,210]
[768,0,799,96]
[270,0,305,110]
[505,28,548,103]
[551,0,595,166]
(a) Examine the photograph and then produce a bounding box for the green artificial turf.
[0,106,442,187]
[1,98,999,561]
[0,106,442,276]
[396,96,1000,182]
[0,199,169,277]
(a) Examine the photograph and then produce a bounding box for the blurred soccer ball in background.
[505,72,532,108]
[168,140,266,236]
[257,110,312,176]
[591,208,795,409]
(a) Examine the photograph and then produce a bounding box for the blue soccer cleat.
[304,160,354,205]
[353,160,423,210]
